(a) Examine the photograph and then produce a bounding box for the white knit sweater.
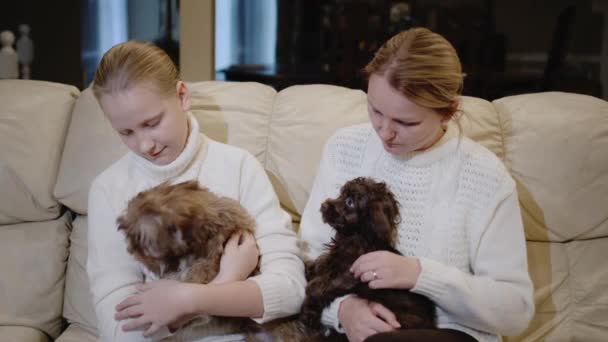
[299,123,534,342]
[87,114,306,342]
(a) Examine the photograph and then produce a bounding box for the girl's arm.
[237,152,307,322]
[87,178,164,342]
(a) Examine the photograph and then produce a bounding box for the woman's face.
[367,74,448,156]
[100,81,190,166]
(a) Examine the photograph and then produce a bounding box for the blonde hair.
[364,27,464,119]
[92,40,179,100]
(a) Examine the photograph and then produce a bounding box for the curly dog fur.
[117,180,258,340]
[300,177,436,339]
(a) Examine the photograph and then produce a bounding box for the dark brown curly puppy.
[117,180,258,340]
[300,177,436,338]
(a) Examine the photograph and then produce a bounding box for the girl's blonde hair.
[92,40,179,100]
[364,27,465,119]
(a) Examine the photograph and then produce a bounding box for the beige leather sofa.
[0,79,606,342]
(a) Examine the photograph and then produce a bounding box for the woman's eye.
[119,130,133,136]
[345,197,355,208]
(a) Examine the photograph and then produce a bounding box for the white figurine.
[17,24,33,79]
[0,30,19,79]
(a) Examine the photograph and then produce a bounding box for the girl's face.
[100,81,191,166]
[367,74,449,156]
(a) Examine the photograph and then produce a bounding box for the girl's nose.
[139,136,155,155]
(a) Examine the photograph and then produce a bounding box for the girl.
[87,40,306,341]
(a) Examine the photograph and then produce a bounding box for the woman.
[87,40,306,341]
[299,27,534,342]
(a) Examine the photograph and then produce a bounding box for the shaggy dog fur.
[117,180,258,340]
[300,177,437,340]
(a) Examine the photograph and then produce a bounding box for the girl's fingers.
[143,323,161,337]
[369,302,401,329]
[121,317,150,332]
[115,295,140,311]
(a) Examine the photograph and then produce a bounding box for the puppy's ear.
[369,201,393,240]
[117,215,129,231]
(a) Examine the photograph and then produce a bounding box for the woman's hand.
[350,251,421,289]
[115,280,196,337]
[338,296,401,342]
[213,231,259,284]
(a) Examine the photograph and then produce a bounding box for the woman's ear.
[440,99,460,124]
[176,81,191,112]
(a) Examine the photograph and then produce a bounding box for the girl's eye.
[119,130,133,136]
[147,120,160,127]
[345,197,355,208]
[398,121,420,127]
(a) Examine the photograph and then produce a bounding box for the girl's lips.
[150,147,166,158]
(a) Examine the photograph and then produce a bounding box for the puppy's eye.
[345,197,355,208]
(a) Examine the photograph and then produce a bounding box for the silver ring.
[372,271,378,279]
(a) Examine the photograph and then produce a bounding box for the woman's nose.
[379,122,396,141]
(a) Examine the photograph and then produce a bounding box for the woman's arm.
[412,176,535,336]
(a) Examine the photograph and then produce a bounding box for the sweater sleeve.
[412,174,535,336]
[238,154,307,323]
[87,179,171,342]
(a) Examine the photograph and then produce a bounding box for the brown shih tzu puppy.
[300,177,436,340]
[117,180,258,340]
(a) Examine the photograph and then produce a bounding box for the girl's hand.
[350,251,421,289]
[115,280,196,337]
[214,232,259,284]
[338,296,401,342]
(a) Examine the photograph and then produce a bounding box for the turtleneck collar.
[129,112,206,182]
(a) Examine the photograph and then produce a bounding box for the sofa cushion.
[457,96,504,160]
[55,324,97,342]
[0,80,78,224]
[507,238,608,341]
[494,92,608,242]
[0,326,49,342]
[53,87,128,215]
[0,160,41,224]
[188,81,276,159]
[63,215,97,336]
[266,85,370,216]
[0,214,70,339]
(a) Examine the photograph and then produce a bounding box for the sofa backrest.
[494,92,608,242]
[0,80,79,224]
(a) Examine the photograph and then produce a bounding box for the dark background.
[1,0,604,100]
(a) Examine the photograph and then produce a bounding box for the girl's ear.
[176,80,191,112]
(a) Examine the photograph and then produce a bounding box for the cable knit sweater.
[299,123,534,342]
[87,114,306,342]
